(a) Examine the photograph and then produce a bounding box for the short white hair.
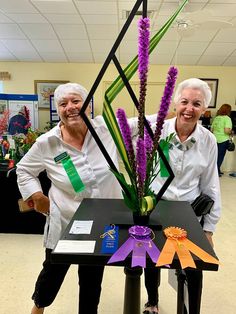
[54,82,89,105]
[173,78,212,108]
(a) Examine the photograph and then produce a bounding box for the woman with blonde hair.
[211,103,232,176]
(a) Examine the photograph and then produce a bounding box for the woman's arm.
[224,127,232,135]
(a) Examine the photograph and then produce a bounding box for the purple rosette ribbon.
[107,225,161,268]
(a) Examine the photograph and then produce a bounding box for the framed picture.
[199,78,219,108]
[34,80,69,108]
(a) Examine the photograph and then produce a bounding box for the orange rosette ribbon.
[156,226,219,269]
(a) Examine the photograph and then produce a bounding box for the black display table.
[0,168,50,234]
[51,198,219,314]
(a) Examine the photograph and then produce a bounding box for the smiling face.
[57,92,90,131]
[175,87,206,130]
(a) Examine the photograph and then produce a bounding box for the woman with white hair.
[16,83,124,314]
[143,78,221,314]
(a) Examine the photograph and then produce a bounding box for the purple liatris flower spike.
[136,136,146,199]
[138,17,150,82]
[138,17,150,138]
[144,119,153,155]
[153,66,178,146]
[116,108,136,172]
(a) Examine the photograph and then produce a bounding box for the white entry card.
[54,240,96,253]
[69,220,93,234]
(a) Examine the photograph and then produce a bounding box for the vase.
[132,212,150,226]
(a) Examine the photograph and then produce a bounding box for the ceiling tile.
[19,55,42,61]
[13,50,41,60]
[32,39,64,52]
[6,13,48,23]
[86,25,118,40]
[151,28,181,41]
[213,28,236,42]
[53,24,88,40]
[150,53,173,65]
[0,0,37,13]
[0,52,16,60]
[223,55,236,66]
[154,40,179,54]
[158,2,205,16]
[119,40,139,54]
[211,0,236,3]
[204,42,236,56]
[179,29,218,42]
[197,55,226,66]
[32,0,78,14]
[176,41,209,55]
[19,24,57,39]
[90,39,115,53]
[44,14,83,24]
[0,12,14,23]
[82,14,118,24]
[118,23,139,40]
[75,1,117,14]
[0,24,26,39]
[174,54,200,65]
[205,4,236,17]
[93,52,109,64]
[1,39,38,53]
[118,0,160,20]
[60,39,91,53]
[0,0,235,65]
[40,51,68,62]
[0,42,10,52]
[66,51,94,63]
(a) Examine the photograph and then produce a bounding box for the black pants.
[32,248,105,314]
[144,267,202,314]
[144,267,161,306]
[217,140,229,174]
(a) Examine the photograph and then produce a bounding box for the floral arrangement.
[111,17,178,216]
[78,0,188,217]
[13,128,42,158]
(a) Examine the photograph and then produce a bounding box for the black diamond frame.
[79,0,175,203]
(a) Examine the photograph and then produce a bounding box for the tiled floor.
[0,173,235,314]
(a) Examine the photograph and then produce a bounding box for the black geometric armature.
[79,0,175,204]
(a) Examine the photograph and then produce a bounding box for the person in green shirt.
[211,104,232,176]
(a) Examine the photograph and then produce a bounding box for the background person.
[143,78,221,314]
[211,103,232,176]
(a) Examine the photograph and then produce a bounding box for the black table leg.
[123,266,143,314]
[177,270,187,314]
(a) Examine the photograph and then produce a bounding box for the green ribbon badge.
[54,152,85,193]
[159,140,170,178]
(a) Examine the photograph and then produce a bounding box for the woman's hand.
[204,231,214,248]
[31,191,50,215]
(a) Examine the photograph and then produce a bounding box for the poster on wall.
[34,80,69,109]
[50,95,60,123]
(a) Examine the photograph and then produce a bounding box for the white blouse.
[16,116,124,249]
[151,117,221,233]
